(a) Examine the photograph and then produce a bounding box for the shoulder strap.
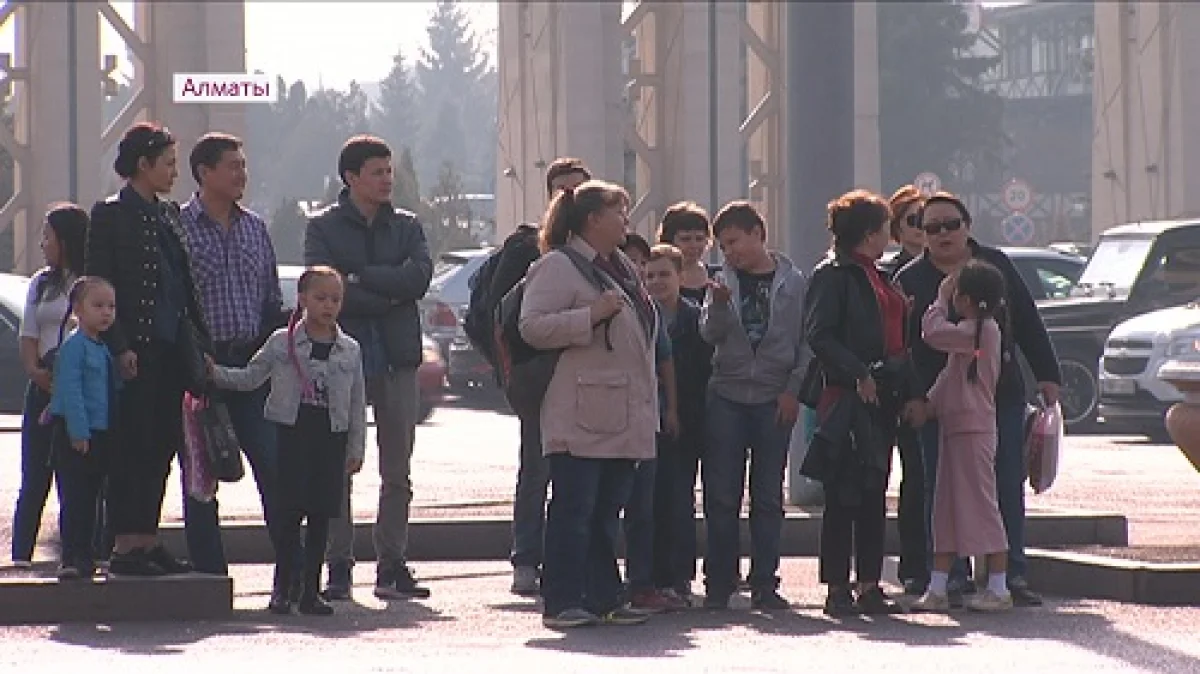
[557,246,610,292]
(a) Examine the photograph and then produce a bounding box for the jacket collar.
[292,321,350,353]
[337,188,394,228]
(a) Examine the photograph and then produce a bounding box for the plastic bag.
[1024,396,1062,494]
[182,392,217,502]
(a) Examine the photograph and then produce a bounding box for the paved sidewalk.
[2,402,1200,561]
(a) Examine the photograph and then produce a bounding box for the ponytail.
[539,188,576,253]
[967,304,986,382]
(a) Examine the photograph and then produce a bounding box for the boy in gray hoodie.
[699,201,808,610]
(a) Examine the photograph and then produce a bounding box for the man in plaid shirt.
[179,132,290,579]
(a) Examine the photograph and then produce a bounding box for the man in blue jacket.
[896,192,1060,608]
[304,135,434,601]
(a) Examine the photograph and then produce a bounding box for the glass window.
[1073,237,1154,297]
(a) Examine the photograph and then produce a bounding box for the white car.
[1098,302,1200,437]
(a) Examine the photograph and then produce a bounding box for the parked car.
[1038,218,1200,431]
[0,273,31,413]
[419,248,493,363]
[278,265,445,423]
[1098,303,1200,439]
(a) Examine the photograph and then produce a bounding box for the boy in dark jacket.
[644,244,712,605]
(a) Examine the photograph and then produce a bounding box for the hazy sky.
[0,1,499,92]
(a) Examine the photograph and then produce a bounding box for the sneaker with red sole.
[630,588,687,613]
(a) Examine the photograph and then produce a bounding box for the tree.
[877,1,1007,193]
[426,161,476,256]
[372,49,420,156]
[416,0,495,192]
[423,100,468,187]
[268,197,307,264]
[393,147,429,220]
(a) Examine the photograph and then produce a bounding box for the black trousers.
[108,340,186,537]
[818,478,889,586]
[895,424,928,584]
[55,428,110,568]
[275,509,329,600]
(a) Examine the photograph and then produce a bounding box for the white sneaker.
[967,589,1014,613]
[912,591,951,612]
[12,559,31,569]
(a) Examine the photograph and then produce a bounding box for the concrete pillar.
[1091,1,1200,237]
[13,2,103,273]
[853,2,882,193]
[495,1,625,239]
[656,1,742,228]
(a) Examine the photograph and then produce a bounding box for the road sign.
[1003,179,1034,212]
[914,172,941,197]
[1000,212,1036,245]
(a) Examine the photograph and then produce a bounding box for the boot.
[268,565,292,615]
[299,557,334,615]
[322,560,353,601]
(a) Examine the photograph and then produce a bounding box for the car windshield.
[1072,237,1153,297]
[432,255,469,288]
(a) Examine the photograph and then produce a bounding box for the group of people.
[13,123,434,616]
[483,159,1061,628]
[9,126,1063,626]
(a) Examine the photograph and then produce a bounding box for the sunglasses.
[922,218,964,236]
[905,213,922,229]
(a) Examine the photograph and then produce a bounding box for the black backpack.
[463,225,541,371]
[494,247,613,418]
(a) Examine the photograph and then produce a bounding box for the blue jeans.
[541,454,635,617]
[921,400,1028,581]
[510,412,549,569]
[12,382,53,562]
[183,385,288,574]
[622,458,657,591]
[701,393,793,595]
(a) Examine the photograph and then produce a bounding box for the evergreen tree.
[393,147,429,219]
[426,161,475,256]
[416,0,495,192]
[268,197,307,264]
[373,49,420,156]
[878,1,1007,192]
[423,100,468,187]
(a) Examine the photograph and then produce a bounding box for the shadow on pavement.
[45,600,456,655]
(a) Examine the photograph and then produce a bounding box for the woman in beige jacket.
[519,179,658,629]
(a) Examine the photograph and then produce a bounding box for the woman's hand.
[72,438,89,454]
[203,354,216,380]
[117,351,138,380]
[346,457,363,475]
[590,290,624,325]
[30,368,52,393]
[857,376,878,405]
[902,400,929,427]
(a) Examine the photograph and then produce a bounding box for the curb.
[0,573,233,624]
[156,510,1129,565]
[1025,549,1200,606]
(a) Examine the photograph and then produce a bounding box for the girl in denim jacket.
[208,266,366,616]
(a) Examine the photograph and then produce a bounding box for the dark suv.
[1037,219,1200,430]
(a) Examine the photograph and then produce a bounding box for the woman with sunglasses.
[881,186,926,280]
[894,191,1061,608]
[85,122,212,577]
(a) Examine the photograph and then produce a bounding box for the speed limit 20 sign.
[1003,179,1034,212]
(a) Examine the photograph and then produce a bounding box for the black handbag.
[198,397,245,483]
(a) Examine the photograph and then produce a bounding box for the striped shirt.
[180,195,282,342]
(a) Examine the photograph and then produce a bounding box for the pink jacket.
[518,236,658,460]
[922,300,1000,435]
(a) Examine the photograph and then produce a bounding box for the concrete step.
[155,509,1129,564]
[0,569,233,624]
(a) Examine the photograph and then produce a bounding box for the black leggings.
[276,509,329,599]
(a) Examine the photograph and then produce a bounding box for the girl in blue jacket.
[48,277,119,580]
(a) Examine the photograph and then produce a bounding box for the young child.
[644,244,713,606]
[618,233,685,612]
[207,266,366,616]
[48,276,119,580]
[913,259,1013,613]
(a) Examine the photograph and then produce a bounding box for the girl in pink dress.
[913,260,1013,613]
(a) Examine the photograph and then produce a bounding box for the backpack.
[463,225,541,371]
[494,246,613,418]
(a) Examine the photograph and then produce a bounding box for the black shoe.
[946,577,972,609]
[288,577,304,603]
[145,545,192,575]
[298,595,335,616]
[856,586,901,615]
[751,589,790,610]
[268,591,292,615]
[1008,577,1044,607]
[109,549,168,577]
[392,564,431,599]
[902,578,928,597]
[322,561,353,601]
[823,587,858,617]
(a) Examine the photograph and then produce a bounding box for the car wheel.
[1059,357,1099,432]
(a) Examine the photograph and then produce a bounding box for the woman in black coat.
[800,190,922,616]
[85,123,211,576]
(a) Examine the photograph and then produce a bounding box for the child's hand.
[937,273,957,304]
[346,457,363,475]
[72,438,89,454]
[663,408,680,438]
[203,354,216,379]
